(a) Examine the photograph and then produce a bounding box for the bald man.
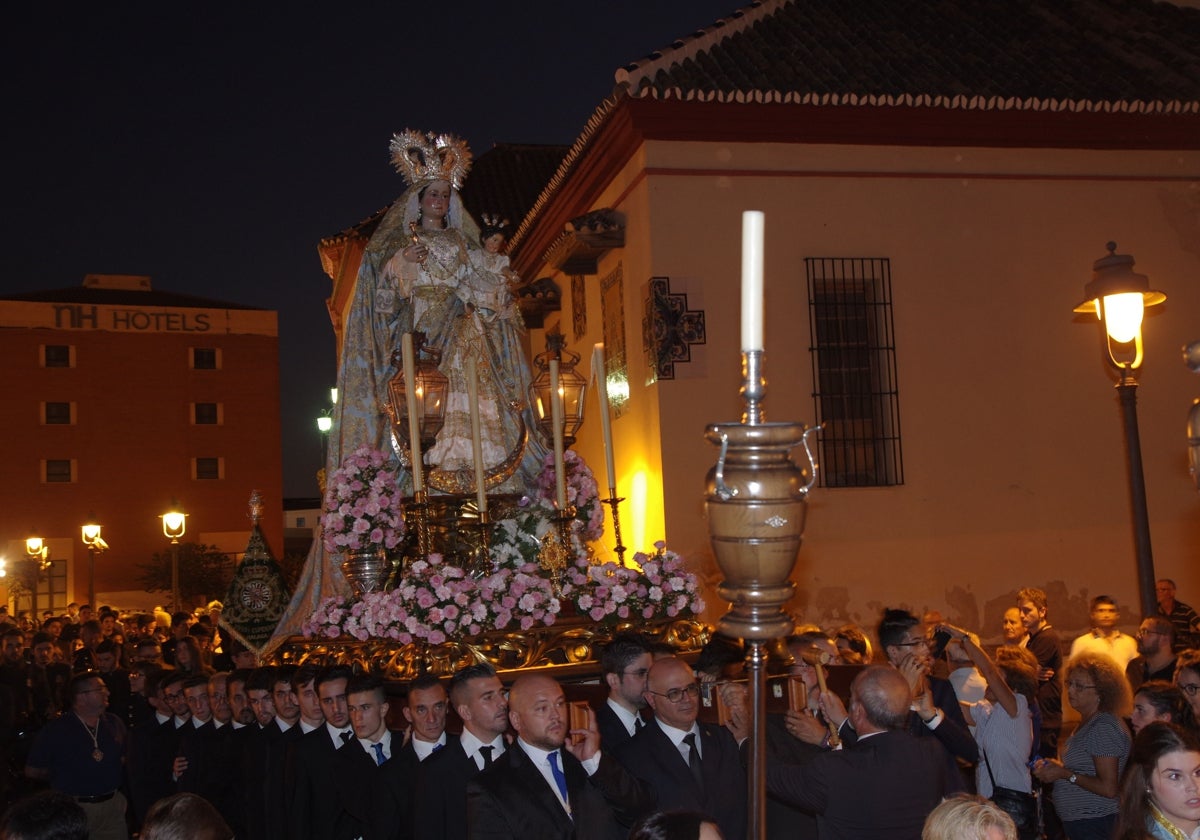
[465,674,649,840]
[767,665,951,840]
[616,657,747,840]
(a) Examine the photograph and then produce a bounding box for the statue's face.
[420,180,451,222]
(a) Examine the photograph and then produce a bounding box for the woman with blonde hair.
[922,794,1017,840]
[1032,652,1133,840]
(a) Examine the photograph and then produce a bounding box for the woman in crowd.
[1032,652,1133,840]
[833,623,873,664]
[941,623,1039,840]
[1113,722,1200,839]
[1174,651,1200,729]
[1131,681,1194,735]
[923,794,1017,840]
[172,636,212,677]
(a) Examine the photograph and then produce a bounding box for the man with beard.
[93,640,132,725]
[410,663,509,840]
[288,666,356,839]
[29,631,71,726]
[596,633,652,752]
[1126,615,1178,693]
[240,666,278,839]
[467,673,650,840]
[226,668,255,728]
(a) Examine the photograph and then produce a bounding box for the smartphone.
[929,629,952,659]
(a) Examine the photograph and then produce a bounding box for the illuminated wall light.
[629,469,648,558]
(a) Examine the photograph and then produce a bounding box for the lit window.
[44,402,73,425]
[807,257,904,488]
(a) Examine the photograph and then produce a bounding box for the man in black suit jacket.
[288,666,357,840]
[616,657,747,840]
[768,665,951,840]
[466,673,650,840]
[595,633,653,752]
[836,608,976,792]
[332,673,413,840]
[409,663,510,840]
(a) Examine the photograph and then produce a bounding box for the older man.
[617,657,746,840]
[1157,579,1200,652]
[466,673,650,840]
[401,672,452,761]
[26,672,128,840]
[767,665,950,840]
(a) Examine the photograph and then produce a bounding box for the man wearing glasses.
[596,633,653,751]
[1125,616,1178,693]
[618,657,746,840]
[25,672,127,840]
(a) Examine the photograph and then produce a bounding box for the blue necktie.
[372,742,385,765]
[548,750,569,802]
[432,742,444,753]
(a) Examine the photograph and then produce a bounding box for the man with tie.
[400,673,452,761]
[596,633,652,751]
[618,657,747,840]
[409,663,509,840]
[288,666,356,840]
[334,673,411,840]
[466,673,650,840]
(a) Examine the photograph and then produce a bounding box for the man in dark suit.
[287,666,356,840]
[399,673,452,761]
[409,663,509,840]
[466,673,650,840]
[595,633,652,752]
[333,672,413,840]
[836,608,976,792]
[768,665,951,840]
[616,657,747,840]
[125,670,177,832]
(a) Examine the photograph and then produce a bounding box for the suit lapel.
[650,721,703,794]
[510,744,574,830]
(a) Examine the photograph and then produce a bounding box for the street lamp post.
[24,535,49,618]
[81,518,107,611]
[1074,242,1166,617]
[161,504,187,612]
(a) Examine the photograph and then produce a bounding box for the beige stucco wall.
[533,138,1200,641]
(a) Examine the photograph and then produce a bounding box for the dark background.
[3,2,741,496]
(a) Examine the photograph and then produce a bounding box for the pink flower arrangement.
[563,541,705,623]
[534,450,604,542]
[321,446,405,553]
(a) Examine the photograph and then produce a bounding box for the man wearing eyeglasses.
[618,657,746,840]
[25,672,128,840]
[1125,616,1178,693]
[596,633,653,752]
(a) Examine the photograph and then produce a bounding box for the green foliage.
[135,543,235,609]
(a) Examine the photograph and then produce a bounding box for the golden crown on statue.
[389,129,473,190]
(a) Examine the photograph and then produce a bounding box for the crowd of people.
[0,578,1198,840]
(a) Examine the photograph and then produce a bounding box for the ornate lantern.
[387,332,450,453]
[529,333,588,448]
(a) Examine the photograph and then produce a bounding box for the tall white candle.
[466,356,488,515]
[592,344,616,494]
[401,333,424,493]
[741,210,765,352]
[550,359,567,510]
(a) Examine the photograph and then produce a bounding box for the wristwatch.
[1068,773,1079,785]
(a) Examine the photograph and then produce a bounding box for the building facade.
[0,274,283,612]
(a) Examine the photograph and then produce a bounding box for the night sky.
[5,1,742,497]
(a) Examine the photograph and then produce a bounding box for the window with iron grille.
[44,459,74,483]
[807,257,903,488]
[195,457,221,480]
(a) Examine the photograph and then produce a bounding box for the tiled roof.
[509,0,1200,253]
[618,0,1200,110]
[0,286,265,310]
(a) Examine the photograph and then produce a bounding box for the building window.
[807,257,904,488]
[193,403,220,425]
[44,459,74,483]
[42,345,73,368]
[191,348,220,370]
[295,516,307,528]
[43,402,73,425]
[194,457,222,480]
